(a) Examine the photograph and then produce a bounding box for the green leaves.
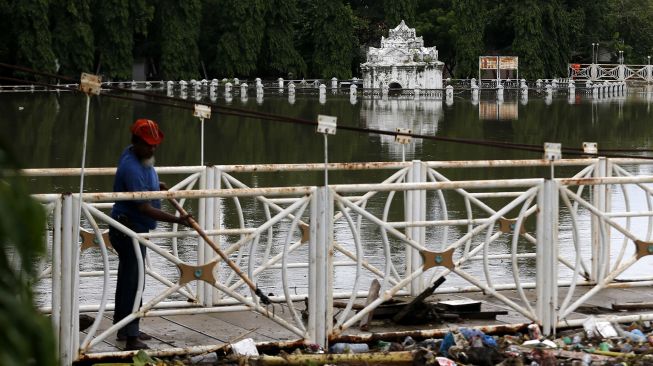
[51,0,94,76]
[155,1,202,80]
[310,1,356,79]
[0,142,57,365]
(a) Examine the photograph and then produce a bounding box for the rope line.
[1,63,651,160]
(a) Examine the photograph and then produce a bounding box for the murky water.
[2,88,652,307]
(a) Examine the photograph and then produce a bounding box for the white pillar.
[59,193,79,365]
[536,179,559,336]
[406,161,426,295]
[240,83,248,102]
[331,77,338,89]
[225,82,232,94]
[319,84,326,105]
[591,157,610,282]
[308,187,333,347]
[278,78,284,89]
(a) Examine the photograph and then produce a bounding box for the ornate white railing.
[27,158,653,364]
[569,63,653,82]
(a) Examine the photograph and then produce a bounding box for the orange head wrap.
[130,119,164,145]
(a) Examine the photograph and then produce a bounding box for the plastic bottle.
[581,354,592,366]
[329,343,369,354]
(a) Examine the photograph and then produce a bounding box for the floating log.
[250,351,414,365]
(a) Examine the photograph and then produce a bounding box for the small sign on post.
[395,128,412,144]
[582,142,598,154]
[544,142,561,161]
[79,73,101,96]
[193,104,211,119]
[317,114,337,135]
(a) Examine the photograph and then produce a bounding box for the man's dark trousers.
[110,227,147,338]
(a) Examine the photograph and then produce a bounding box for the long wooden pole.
[168,198,271,304]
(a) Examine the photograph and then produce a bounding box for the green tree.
[606,0,653,63]
[0,0,12,69]
[451,0,485,78]
[414,0,456,75]
[12,0,57,76]
[154,0,202,80]
[0,141,57,365]
[258,0,306,77]
[51,0,95,77]
[93,0,153,80]
[511,0,545,79]
[209,0,266,77]
[383,0,416,27]
[310,1,356,78]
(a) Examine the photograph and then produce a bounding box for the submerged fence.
[26,158,653,364]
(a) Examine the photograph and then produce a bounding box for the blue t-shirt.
[111,146,161,232]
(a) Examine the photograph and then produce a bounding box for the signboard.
[479,55,519,82]
[480,56,498,70]
[499,56,518,70]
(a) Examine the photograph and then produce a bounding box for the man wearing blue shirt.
[110,119,190,350]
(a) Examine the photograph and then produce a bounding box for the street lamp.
[619,50,624,65]
[591,43,596,64]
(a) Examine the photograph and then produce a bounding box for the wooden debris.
[250,350,414,365]
[392,277,446,325]
[612,302,653,311]
[359,279,380,331]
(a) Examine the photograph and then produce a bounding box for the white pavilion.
[360,20,444,90]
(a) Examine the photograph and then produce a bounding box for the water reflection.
[479,100,518,120]
[360,97,442,158]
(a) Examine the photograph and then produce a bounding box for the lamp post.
[591,43,596,64]
[619,51,624,65]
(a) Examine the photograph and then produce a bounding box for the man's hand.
[176,213,194,227]
[159,181,169,191]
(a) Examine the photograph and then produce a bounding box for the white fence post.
[59,193,78,365]
[406,161,426,295]
[536,179,558,336]
[203,166,216,306]
[212,166,223,303]
[197,167,207,304]
[591,157,611,282]
[308,187,333,347]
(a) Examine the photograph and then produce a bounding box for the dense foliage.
[0,141,57,365]
[0,0,652,80]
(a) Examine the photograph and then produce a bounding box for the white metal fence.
[26,158,653,364]
[569,63,653,82]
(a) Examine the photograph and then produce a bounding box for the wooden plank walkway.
[80,286,653,354]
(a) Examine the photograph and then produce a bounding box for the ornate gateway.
[361,20,444,90]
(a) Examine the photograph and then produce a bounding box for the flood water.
[2,87,652,306]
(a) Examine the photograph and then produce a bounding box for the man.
[110,119,190,350]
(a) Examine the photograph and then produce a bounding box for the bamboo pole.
[168,198,271,304]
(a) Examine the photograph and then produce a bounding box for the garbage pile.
[245,319,653,365]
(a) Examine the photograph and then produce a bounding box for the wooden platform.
[80,286,653,355]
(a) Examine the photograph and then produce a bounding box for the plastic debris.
[329,342,369,354]
[231,338,259,356]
